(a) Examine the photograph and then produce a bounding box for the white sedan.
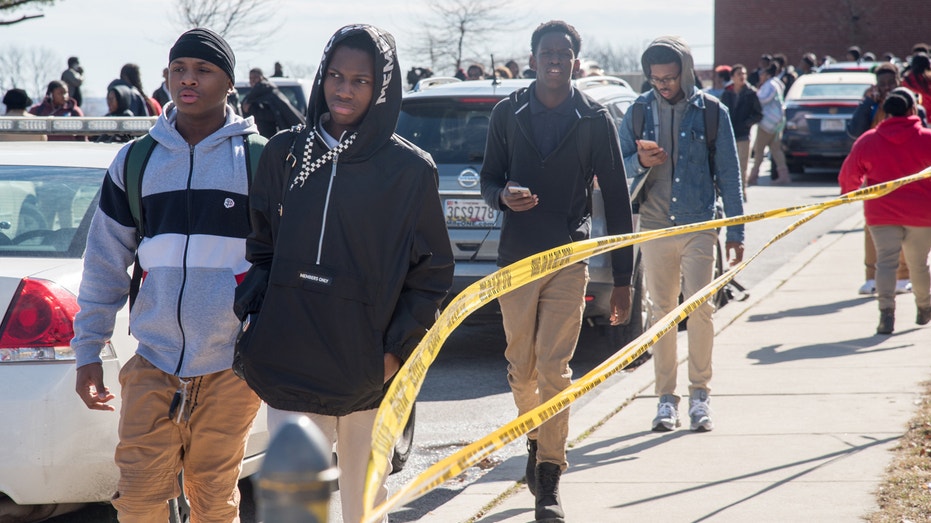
[0,131,268,521]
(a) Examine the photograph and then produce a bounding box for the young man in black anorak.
[235,24,454,523]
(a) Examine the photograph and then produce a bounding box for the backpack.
[122,133,267,311]
[631,92,720,175]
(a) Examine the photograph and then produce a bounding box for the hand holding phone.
[508,186,531,197]
[636,139,659,150]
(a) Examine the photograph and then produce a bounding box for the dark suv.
[396,76,648,347]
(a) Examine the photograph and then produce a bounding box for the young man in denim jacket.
[619,36,744,434]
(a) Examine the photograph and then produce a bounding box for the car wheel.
[391,404,416,473]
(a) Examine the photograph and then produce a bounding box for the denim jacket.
[619,88,745,243]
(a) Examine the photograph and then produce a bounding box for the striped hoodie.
[72,104,260,377]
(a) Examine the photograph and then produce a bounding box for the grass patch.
[865,380,931,523]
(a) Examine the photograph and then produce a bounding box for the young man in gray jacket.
[72,28,263,522]
[620,36,745,434]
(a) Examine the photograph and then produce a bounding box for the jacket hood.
[307,24,401,160]
[108,84,134,115]
[150,103,258,150]
[875,114,923,145]
[642,36,696,100]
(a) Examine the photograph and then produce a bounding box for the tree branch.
[0,12,43,25]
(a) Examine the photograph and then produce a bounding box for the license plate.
[820,119,845,132]
[445,198,498,228]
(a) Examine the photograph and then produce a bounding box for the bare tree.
[0,0,54,25]
[584,39,643,74]
[171,0,282,49]
[408,0,522,75]
[0,45,59,102]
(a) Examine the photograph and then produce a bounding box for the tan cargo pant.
[113,354,261,523]
[641,229,717,399]
[498,262,588,470]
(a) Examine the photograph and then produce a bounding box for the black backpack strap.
[703,94,719,178]
[576,115,594,218]
[631,101,646,141]
[242,133,268,187]
[123,134,157,313]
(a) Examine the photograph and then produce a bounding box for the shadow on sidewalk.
[747,335,914,365]
[609,434,898,521]
[746,297,873,322]
[567,429,690,474]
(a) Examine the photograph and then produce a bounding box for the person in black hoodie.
[240,67,305,137]
[480,20,633,523]
[235,24,454,523]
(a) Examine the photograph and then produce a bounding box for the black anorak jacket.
[235,25,454,415]
[479,85,634,286]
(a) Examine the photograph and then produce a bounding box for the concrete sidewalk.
[422,212,931,522]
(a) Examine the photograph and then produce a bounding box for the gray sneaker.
[652,394,680,432]
[689,390,714,432]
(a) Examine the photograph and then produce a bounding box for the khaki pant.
[864,226,909,281]
[641,230,717,398]
[869,225,931,311]
[749,127,787,180]
[113,355,261,523]
[498,262,588,470]
[267,407,390,523]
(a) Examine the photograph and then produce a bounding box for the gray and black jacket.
[72,105,261,377]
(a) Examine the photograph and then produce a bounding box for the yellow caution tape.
[359,167,931,522]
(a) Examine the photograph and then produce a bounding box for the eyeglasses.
[649,74,680,86]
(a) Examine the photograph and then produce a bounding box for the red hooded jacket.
[839,115,931,227]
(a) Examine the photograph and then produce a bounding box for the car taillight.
[0,278,112,362]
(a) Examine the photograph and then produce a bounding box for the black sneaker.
[526,438,538,495]
[534,462,565,522]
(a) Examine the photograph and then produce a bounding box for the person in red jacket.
[839,87,931,334]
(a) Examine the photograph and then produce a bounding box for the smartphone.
[508,186,531,197]
[637,139,659,150]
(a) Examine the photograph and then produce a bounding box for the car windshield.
[798,83,871,99]
[397,99,499,164]
[0,165,102,257]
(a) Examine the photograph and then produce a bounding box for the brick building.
[714,0,929,69]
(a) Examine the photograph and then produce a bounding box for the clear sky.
[0,0,712,103]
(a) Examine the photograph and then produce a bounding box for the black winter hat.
[169,28,236,82]
[3,88,31,110]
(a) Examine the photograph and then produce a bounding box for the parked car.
[816,60,877,73]
[234,76,311,116]
[396,76,649,347]
[781,71,875,173]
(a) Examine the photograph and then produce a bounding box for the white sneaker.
[651,395,680,432]
[895,279,912,294]
[858,280,876,295]
[688,391,714,432]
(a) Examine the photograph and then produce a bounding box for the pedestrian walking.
[234,24,454,523]
[72,28,264,522]
[619,35,745,434]
[838,87,931,334]
[479,20,634,522]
